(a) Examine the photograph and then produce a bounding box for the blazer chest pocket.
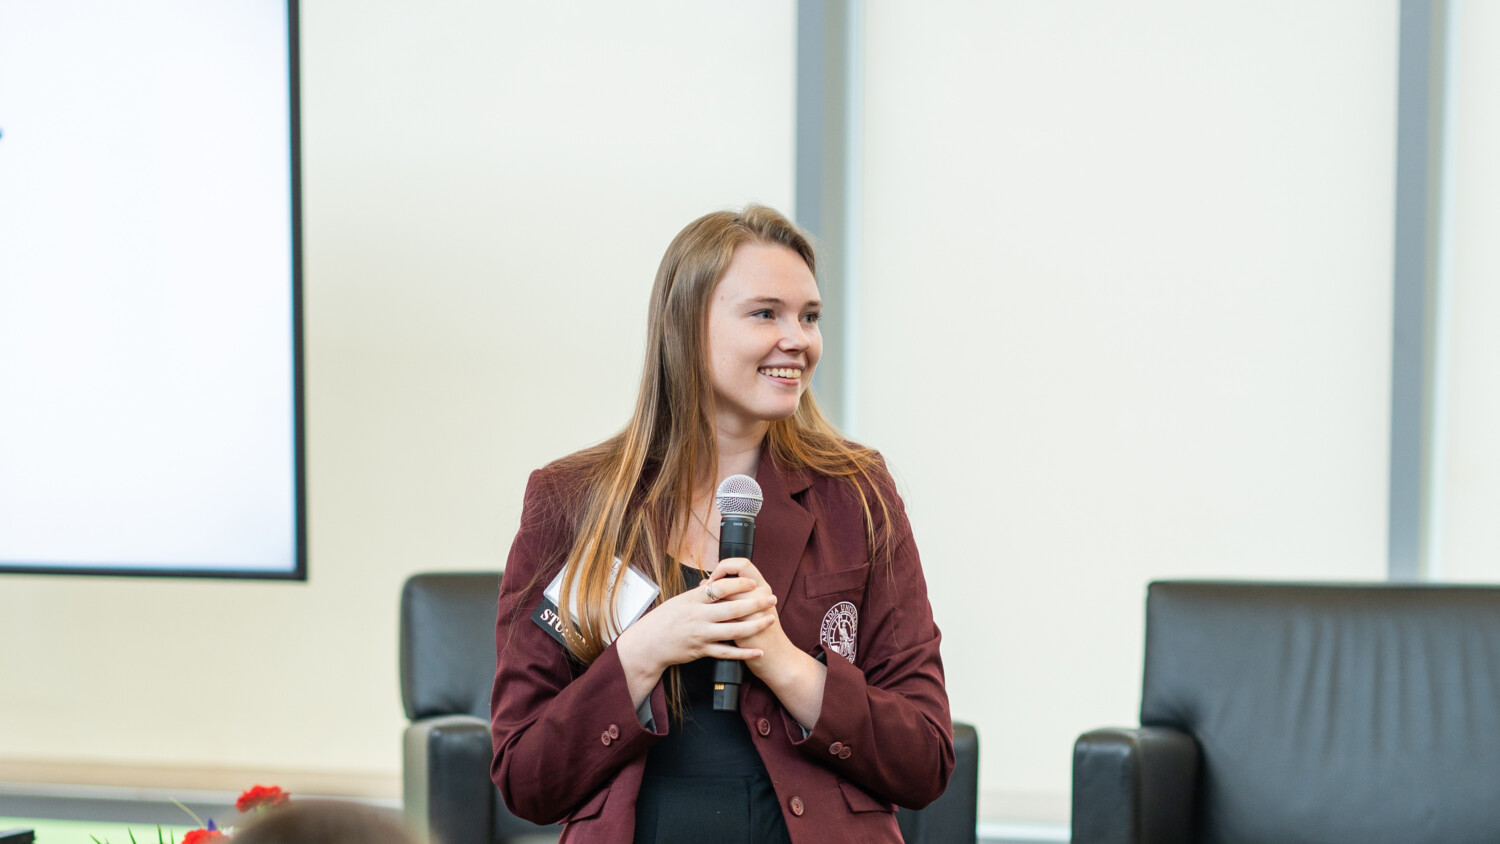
[803,563,870,598]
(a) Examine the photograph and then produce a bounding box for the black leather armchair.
[1072,581,1500,844]
[401,571,979,844]
[401,571,554,844]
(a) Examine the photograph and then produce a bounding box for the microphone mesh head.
[715,474,763,518]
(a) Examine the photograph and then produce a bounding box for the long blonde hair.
[552,205,893,667]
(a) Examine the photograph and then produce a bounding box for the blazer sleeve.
[489,468,669,824]
[783,463,955,809]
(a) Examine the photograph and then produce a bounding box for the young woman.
[490,206,952,844]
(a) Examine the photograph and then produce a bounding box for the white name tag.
[542,558,660,645]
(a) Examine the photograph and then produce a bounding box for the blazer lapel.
[752,444,815,605]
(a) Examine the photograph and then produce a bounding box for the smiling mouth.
[758,367,803,380]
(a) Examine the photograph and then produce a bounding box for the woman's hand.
[708,559,827,730]
[705,558,783,652]
[614,575,777,709]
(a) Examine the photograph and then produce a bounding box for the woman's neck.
[710,420,766,489]
[677,423,765,570]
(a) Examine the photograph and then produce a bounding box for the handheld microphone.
[712,474,763,712]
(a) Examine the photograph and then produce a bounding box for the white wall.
[856,0,1398,823]
[1436,0,1500,583]
[0,0,795,787]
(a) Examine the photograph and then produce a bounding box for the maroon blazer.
[489,445,954,844]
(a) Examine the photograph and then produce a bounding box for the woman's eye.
[751,309,774,319]
[803,312,822,324]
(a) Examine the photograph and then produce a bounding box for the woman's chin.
[767,405,802,424]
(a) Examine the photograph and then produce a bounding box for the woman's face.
[705,242,822,438]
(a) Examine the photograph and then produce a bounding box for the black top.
[633,567,791,844]
[641,566,767,778]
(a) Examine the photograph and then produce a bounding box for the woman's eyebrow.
[744,295,822,308]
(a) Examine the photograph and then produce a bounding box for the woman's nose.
[779,320,810,349]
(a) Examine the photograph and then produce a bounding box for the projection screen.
[0,1,304,579]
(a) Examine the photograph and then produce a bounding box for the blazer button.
[839,747,852,760]
[600,731,612,746]
[828,741,844,755]
[608,724,620,739]
[789,796,805,817]
[757,718,771,736]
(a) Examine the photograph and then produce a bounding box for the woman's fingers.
[701,576,757,602]
[700,643,764,661]
[709,557,763,583]
[706,592,775,621]
[719,614,777,641]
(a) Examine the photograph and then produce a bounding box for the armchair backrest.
[401,571,502,722]
[1141,581,1500,844]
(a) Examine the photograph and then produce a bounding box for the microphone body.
[718,514,755,560]
[711,475,763,712]
[712,514,755,711]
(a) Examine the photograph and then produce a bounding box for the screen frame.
[0,0,307,582]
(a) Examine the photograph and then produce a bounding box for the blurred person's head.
[231,799,416,844]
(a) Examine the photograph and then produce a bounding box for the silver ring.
[705,584,719,602]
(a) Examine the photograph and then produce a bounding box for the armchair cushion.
[404,715,494,844]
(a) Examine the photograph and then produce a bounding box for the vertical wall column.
[1390,0,1451,581]
[796,0,857,431]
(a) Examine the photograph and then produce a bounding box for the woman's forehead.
[714,243,818,302]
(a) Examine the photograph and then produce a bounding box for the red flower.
[182,831,227,844]
[236,784,290,813]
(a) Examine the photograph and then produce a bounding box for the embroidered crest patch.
[819,601,859,663]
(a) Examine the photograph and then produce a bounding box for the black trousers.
[633,772,793,844]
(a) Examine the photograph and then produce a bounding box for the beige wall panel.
[1436,1,1500,583]
[857,0,1397,824]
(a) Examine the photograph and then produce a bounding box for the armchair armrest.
[1072,726,1198,844]
[896,721,979,844]
[404,715,494,844]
